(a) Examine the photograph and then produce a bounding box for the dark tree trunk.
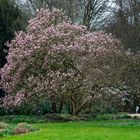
[51,101,57,113]
[58,96,64,113]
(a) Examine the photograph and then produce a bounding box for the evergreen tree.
[0,0,26,68]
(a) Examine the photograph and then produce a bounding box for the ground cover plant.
[0,122,38,137]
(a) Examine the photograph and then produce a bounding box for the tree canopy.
[0,9,128,114]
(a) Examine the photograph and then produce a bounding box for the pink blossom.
[0,8,123,108]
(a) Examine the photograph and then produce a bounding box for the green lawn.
[2,120,140,140]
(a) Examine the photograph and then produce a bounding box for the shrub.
[46,114,89,122]
[0,115,45,123]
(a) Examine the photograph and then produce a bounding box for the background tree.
[105,0,140,51]
[103,0,140,112]
[81,0,111,30]
[121,52,140,112]
[0,0,26,68]
[18,0,111,30]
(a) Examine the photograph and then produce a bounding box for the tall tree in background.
[105,0,140,51]
[18,0,81,21]
[104,0,140,111]
[0,0,26,68]
[81,0,110,30]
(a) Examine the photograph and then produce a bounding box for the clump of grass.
[0,122,9,129]
[0,122,14,137]
[14,122,38,135]
[0,122,38,137]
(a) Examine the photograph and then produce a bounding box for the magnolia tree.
[0,9,126,115]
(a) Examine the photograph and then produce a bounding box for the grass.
[1,119,140,140]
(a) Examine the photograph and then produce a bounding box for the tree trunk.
[70,95,92,115]
[75,100,89,115]
[58,96,64,113]
[51,101,57,113]
[70,95,78,115]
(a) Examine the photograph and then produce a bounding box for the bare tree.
[81,0,111,30]
[18,0,111,30]
[18,0,80,21]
